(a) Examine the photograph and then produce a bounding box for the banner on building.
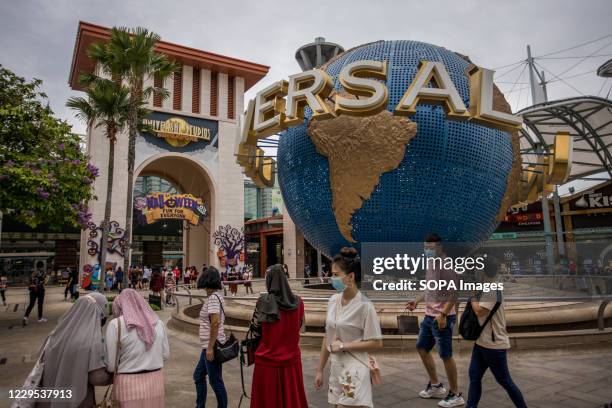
[134,193,208,226]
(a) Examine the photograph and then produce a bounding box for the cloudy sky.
[1,0,611,138]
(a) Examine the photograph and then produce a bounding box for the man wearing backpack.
[407,234,464,407]
[466,257,527,408]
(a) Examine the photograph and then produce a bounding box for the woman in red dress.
[249,264,308,408]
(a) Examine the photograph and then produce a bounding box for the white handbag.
[11,338,49,408]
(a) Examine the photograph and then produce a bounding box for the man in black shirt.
[23,263,48,325]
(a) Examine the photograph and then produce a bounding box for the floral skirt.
[328,352,373,407]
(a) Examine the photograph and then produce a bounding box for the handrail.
[170,290,612,303]
[598,300,610,331]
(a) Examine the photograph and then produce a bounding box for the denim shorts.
[416,315,456,359]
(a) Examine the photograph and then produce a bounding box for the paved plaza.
[0,287,611,408]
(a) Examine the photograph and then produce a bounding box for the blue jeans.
[416,315,456,359]
[467,344,527,408]
[193,349,227,408]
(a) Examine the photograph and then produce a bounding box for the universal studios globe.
[277,40,517,257]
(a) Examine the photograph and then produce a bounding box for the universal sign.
[238,60,523,187]
[143,117,211,148]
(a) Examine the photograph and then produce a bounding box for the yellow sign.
[136,193,208,226]
[143,117,211,147]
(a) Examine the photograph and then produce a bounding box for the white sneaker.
[419,382,447,399]
[37,318,48,323]
[22,317,28,326]
[438,392,465,407]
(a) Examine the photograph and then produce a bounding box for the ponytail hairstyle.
[332,247,361,287]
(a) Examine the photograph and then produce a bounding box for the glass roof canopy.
[518,96,612,182]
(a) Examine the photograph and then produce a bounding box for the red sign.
[504,212,543,225]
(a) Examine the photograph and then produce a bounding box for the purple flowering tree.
[213,225,245,265]
[0,65,96,229]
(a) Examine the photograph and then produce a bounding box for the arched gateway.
[69,22,269,279]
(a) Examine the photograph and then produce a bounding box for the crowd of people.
[192,235,525,408]
[13,234,527,408]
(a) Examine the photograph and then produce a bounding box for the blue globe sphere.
[277,41,514,257]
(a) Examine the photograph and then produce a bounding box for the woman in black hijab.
[253,264,299,324]
[249,264,308,408]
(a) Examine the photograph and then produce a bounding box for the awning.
[518,96,612,182]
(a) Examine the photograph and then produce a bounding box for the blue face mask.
[331,276,346,292]
[424,249,436,258]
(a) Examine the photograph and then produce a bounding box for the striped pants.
[113,370,165,408]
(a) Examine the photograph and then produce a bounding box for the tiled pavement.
[1,288,611,408]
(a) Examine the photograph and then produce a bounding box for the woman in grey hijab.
[39,292,112,407]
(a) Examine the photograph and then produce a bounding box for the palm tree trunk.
[122,98,138,285]
[99,131,116,291]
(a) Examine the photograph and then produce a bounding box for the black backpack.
[459,290,501,341]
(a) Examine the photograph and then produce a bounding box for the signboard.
[141,111,218,152]
[572,192,612,210]
[134,193,207,226]
[503,212,543,226]
[567,182,612,211]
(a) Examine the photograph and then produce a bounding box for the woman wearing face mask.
[314,247,383,408]
[35,292,112,407]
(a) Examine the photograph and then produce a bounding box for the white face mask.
[424,249,436,258]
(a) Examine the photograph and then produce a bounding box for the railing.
[171,276,612,331]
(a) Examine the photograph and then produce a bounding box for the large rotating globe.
[277,40,516,257]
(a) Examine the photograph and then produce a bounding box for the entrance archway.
[134,153,216,269]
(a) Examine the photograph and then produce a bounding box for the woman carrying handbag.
[248,264,308,408]
[13,293,112,408]
[194,266,229,408]
[105,289,169,408]
[314,248,383,408]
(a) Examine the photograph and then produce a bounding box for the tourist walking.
[466,258,527,408]
[1,274,7,306]
[165,271,176,306]
[184,268,191,286]
[192,266,199,286]
[142,265,152,290]
[105,268,114,292]
[314,247,383,408]
[63,267,72,300]
[106,288,169,408]
[69,266,79,300]
[407,233,464,407]
[33,293,112,407]
[23,264,48,325]
[116,267,124,291]
[243,266,253,294]
[250,264,308,408]
[194,266,228,408]
[228,266,238,296]
[150,268,165,304]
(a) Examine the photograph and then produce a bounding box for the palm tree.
[87,27,179,283]
[67,79,130,290]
